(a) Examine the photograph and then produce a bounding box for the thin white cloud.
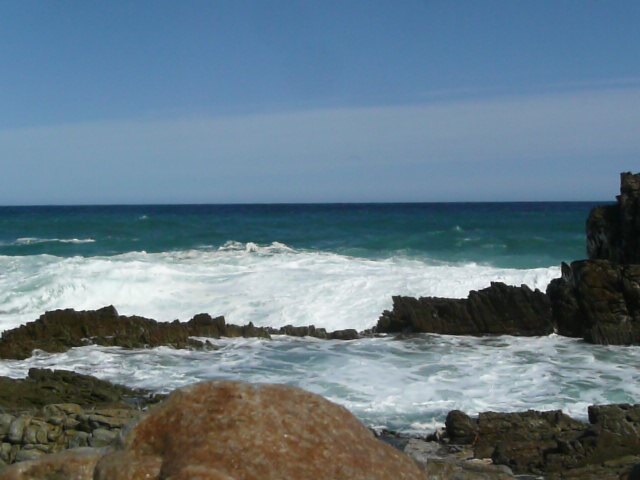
[1,87,639,204]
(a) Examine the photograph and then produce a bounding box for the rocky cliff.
[379,172,640,346]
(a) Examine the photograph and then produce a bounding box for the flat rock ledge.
[0,306,359,360]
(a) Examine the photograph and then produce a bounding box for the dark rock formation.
[266,325,360,340]
[547,260,640,344]
[376,282,552,336]
[0,306,270,360]
[378,172,640,345]
[587,172,640,264]
[0,307,360,360]
[0,369,159,412]
[445,404,640,478]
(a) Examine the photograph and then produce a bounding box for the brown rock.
[0,306,269,360]
[376,282,552,336]
[547,260,640,345]
[95,381,423,480]
[0,447,104,480]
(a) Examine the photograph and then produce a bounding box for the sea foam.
[0,242,559,332]
[1,334,638,433]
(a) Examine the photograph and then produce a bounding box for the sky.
[1,0,639,204]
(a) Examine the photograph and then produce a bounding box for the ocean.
[0,202,638,433]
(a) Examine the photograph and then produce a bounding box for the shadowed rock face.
[547,260,640,344]
[587,172,640,264]
[376,282,552,336]
[1,381,424,480]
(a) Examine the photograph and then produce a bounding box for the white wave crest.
[0,247,560,333]
[218,240,295,254]
[15,237,96,245]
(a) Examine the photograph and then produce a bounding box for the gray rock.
[8,417,30,444]
[0,415,14,438]
[89,429,118,448]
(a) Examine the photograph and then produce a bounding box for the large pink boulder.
[1,381,424,480]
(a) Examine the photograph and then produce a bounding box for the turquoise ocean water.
[1,202,638,432]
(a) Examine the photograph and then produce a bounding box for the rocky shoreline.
[0,370,638,478]
[1,173,639,479]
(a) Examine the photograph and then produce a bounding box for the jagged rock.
[446,410,479,445]
[587,172,640,264]
[445,404,640,477]
[0,307,271,360]
[0,381,424,480]
[376,282,552,336]
[547,260,640,344]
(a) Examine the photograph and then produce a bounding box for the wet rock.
[272,324,329,339]
[376,282,552,336]
[547,260,640,345]
[444,404,640,477]
[329,328,359,340]
[446,410,479,445]
[0,307,270,360]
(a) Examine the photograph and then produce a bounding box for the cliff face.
[545,172,640,345]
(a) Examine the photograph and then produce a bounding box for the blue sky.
[1,1,639,204]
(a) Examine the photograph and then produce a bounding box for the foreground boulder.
[1,381,423,480]
[376,282,552,336]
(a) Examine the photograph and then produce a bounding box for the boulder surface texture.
[0,381,423,480]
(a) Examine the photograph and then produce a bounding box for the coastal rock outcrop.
[0,306,264,360]
[0,307,361,360]
[379,172,640,345]
[547,260,640,344]
[587,172,640,264]
[1,381,424,480]
[376,282,552,336]
[444,405,640,478]
[546,172,640,345]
